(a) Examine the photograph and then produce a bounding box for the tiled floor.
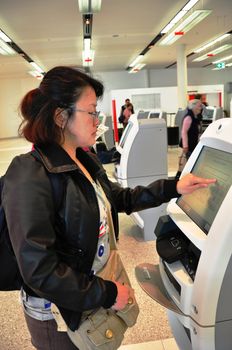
[119,338,178,350]
[0,138,180,350]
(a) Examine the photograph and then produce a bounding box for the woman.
[2,67,215,350]
[180,99,203,158]
[176,99,203,180]
[122,102,133,128]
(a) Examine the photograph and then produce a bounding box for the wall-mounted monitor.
[177,146,232,234]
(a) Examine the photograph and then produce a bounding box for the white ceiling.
[0,0,231,79]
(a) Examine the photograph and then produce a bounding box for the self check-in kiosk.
[135,118,232,349]
[98,113,115,150]
[115,115,168,241]
[201,106,224,132]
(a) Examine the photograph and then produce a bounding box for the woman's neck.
[61,141,77,162]
[61,143,93,183]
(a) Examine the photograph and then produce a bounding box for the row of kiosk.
[111,106,224,240]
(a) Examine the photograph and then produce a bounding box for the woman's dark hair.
[19,66,104,144]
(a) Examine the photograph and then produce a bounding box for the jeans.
[24,312,78,350]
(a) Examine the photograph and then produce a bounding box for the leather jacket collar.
[34,144,104,180]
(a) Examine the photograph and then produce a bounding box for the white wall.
[95,70,149,115]
[98,67,231,115]
[111,86,178,115]
[149,67,232,113]
[0,77,38,138]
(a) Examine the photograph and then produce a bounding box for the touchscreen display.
[177,146,232,234]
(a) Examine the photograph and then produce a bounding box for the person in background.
[122,102,134,128]
[120,98,134,115]
[175,99,203,180]
[2,67,216,350]
[195,94,208,134]
[118,98,134,127]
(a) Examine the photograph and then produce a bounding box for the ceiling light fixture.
[128,55,144,68]
[213,54,232,64]
[84,38,91,51]
[226,62,232,67]
[30,62,44,73]
[0,38,15,55]
[0,29,12,42]
[159,10,212,46]
[161,0,200,34]
[194,33,231,53]
[193,44,232,62]
[82,49,95,67]
[128,63,146,73]
[78,0,102,13]
[28,71,43,80]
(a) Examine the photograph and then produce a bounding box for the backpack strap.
[31,150,66,212]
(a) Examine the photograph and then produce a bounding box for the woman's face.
[193,101,202,115]
[64,86,99,148]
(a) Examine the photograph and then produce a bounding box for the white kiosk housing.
[98,113,115,150]
[135,118,232,349]
[115,116,168,241]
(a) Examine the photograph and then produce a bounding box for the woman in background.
[176,99,203,179]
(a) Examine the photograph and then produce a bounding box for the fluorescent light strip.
[0,30,12,42]
[28,71,43,80]
[213,54,232,64]
[182,0,199,11]
[78,0,102,13]
[0,38,15,55]
[30,62,44,73]
[84,38,91,51]
[82,49,95,67]
[161,0,199,34]
[194,33,231,53]
[159,10,211,46]
[193,44,232,62]
[128,63,146,73]
[161,11,187,33]
[128,55,144,68]
[226,62,232,67]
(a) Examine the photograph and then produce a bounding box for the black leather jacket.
[2,143,179,330]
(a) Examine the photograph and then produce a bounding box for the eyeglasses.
[74,108,100,120]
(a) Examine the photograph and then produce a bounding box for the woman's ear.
[54,108,68,129]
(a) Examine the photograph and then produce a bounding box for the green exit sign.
[216,62,225,69]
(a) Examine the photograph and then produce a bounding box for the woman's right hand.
[111,281,135,311]
[177,173,216,195]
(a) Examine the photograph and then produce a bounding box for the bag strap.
[97,182,117,251]
[31,150,65,212]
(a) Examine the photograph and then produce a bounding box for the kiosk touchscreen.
[135,118,232,349]
[177,146,232,234]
